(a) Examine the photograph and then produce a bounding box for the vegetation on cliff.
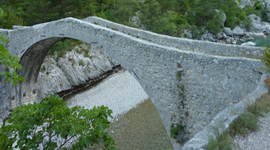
[0,0,269,37]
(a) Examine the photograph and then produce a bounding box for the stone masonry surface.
[0,17,267,149]
[83,17,264,58]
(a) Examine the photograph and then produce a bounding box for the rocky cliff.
[37,42,119,101]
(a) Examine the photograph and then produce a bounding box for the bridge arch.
[5,18,180,147]
[2,17,266,150]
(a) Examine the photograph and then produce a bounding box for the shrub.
[0,95,116,150]
[229,112,258,137]
[170,123,185,139]
[242,17,252,31]
[262,45,270,73]
[205,127,233,150]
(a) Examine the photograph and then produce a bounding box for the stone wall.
[83,16,264,58]
[0,17,266,149]
[0,29,12,119]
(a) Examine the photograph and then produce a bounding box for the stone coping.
[83,16,264,58]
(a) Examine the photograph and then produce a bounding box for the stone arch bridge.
[0,17,266,149]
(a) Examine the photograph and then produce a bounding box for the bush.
[261,8,270,22]
[262,45,270,73]
[242,17,252,31]
[245,5,260,16]
[229,112,258,137]
[48,39,72,55]
[206,12,223,34]
[205,127,233,150]
[190,26,203,39]
[0,95,117,150]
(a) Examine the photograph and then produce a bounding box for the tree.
[0,5,24,29]
[0,35,117,150]
[0,95,116,150]
[108,0,139,27]
[139,0,178,36]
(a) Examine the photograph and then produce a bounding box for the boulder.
[202,33,207,41]
[208,37,216,42]
[252,32,267,37]
[222,33,228,39]
[223,27,232,36]
[186,32,192,39]
[207,32,214,39]
[241,41,257,46]
[216,33,223,40]
[232,26,244,36]
[249,14,261,22]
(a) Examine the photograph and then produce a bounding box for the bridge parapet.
[83,16,264,58]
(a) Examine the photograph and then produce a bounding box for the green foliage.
[0,34,25,86]
[205,11,223,34]
[78,59,85,66]
[190,26,203,39]
[221,0,246,29]
[205,127,233,150]
[262,45,270,74]
[40,65,46,73]
[84,49,90,58]
[170,123,185,139]
[0,94,117,150]
[245,5,260,16]
[48,39,72,55]
[206,92,270,149]
[254,1,263,10]
[242,17,252,31]
[229,112,258,137]
[246,93,270,117]
[108,0,139,27]
[0,5,24,29]
[261,8,270,22]
[0,8,3,17]
[139,0,178,36]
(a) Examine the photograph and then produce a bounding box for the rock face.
[233,26,244,36]
[223,27,233,36]
[37,43,118,100]
[249,14,270,34]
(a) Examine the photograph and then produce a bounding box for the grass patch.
[246,93,270,117]
[78,59,85,66]
[205,127,234,150]
[40,66,46,73]
[83,49,90,58]
[206,92,270,150]
[229,111,258,137]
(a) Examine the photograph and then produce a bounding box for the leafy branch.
[0,33,25,86]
